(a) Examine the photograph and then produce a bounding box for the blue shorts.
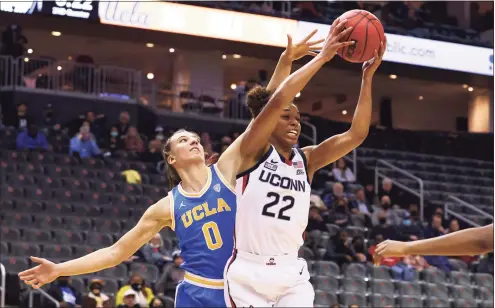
[175,281,226,308]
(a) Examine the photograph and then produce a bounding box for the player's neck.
[178,163,210,193]
[271,140,293,161]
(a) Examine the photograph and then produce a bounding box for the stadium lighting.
[146,43,154,48]
[169,48,175,53]
[230,83,237,90]
[233,54,241,59]
[342,110,348,115]
[57,66,62,71]
[222,55,227,59]
[51,31,62,37]
[24,58,29,62]
[418,96,424,100]
[462,84,468,89]
[147,73,155,80]
[295,92,301,98]
[389,74,397,80]
[27,49,33,54]
[468,87,474,92]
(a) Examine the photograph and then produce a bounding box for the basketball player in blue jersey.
[18,30,329,307]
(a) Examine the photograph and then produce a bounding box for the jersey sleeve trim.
[296,147,311,184]
[236,145,274,179]
[167,190,176,231]
[212,164,236,194]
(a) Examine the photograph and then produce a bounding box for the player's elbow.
[348,129,369,145]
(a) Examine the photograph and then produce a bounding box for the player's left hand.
[283,29,325,61]
[362,37,387,80]
[373,239,408,265]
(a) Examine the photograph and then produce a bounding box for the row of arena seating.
[357,147,494,224]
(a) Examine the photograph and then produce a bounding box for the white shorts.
[224,249,315,307]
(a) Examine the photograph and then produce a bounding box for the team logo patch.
[264,162,278,171]
[213,184,221,192]
[296,169,305,175]
[266,257,276,266]
[293,161,304,169]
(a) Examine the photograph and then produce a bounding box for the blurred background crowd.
[0,1,493,308]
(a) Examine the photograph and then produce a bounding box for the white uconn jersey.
[234,145,311,256]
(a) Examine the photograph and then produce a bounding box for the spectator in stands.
[116,111,131,138]
[124,126,145,153]
[352,236,370,263]
[141,139,163,163]
[365,183,376,205]
[447,218,460,233]
[116,274,154,308]
[372,195,402,226]
[82,296,97,308]
[85,111,105,138]
[370,211,396,241]
[156,250,184,298]
[141,233,172,268]
[117,289,140,308]
[306,205,327,232]
[149,297,165,308]
[201,132,214,157]
[324,230,356,266]
[403,254,430,273]
[6,102,32,131]
[332,158,356,185]
[478,253,494,275]
[349,186,373,227]
[379,178,401,206]
[42,103,61,135]
[154,126,165,143]
[105,126,123,154]
[423,214,453,272]
[86,278,110,308]
[326,197,350,228]
[219,136,232,154]
[323,182,347,209]
[16,124,49,151]
[47,276,82,308]
[70,126,101,159]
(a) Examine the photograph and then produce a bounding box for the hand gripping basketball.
[317,18,355,63]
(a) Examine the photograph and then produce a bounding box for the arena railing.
[0,263,5,308]
[374,159,425,221]
[1,55,318,144]
[445,195,494,227]
[28,287,60,308]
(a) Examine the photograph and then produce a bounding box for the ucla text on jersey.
[169,164,236,288]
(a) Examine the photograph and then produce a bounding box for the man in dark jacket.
[47,277,82,308]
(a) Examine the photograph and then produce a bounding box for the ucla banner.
[1,0,492,76]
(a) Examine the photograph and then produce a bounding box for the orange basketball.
[337,10,385,63]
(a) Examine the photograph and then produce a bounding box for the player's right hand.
[18,257,59,289]
[373,240,409,265]
[318,18,355,62]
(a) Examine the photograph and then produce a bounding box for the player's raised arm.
[235,20,353,159]
[373,224,494,263]
[265,29,324,92]
[18,197,172,289]
[303,38,386,179]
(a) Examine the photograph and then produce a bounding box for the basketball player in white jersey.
[219,18,386,307]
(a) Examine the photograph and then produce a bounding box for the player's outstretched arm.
[18,198,172,289]
[373,224,494,263]
[303,38,387,179]
[233,19,353,159]
[265,29,323,93]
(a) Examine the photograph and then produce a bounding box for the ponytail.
[162,130,185,190]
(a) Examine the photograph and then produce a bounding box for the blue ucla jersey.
[170,164,236,280]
